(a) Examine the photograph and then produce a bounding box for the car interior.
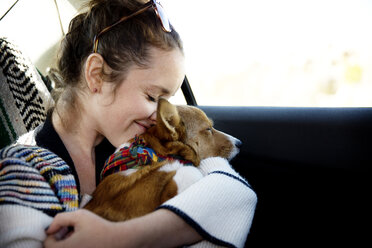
[199,101,371,247]
[180,75,371,246]
[1,0,371,247]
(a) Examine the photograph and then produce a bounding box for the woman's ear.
[84,53,105,93]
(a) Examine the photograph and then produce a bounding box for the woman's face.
[95,47,185,147]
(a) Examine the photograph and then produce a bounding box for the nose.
[235,139,243,148]
[149,111,157,126]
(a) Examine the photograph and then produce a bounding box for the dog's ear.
[157,98,181,140]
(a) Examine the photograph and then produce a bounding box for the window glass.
[0,0,76,74]
[164,0,372,107]
[1,0,371,107]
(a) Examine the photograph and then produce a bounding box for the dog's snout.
[235,139,243,148]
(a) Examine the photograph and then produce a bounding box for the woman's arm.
[44,208,202,248]
[45,158,256,248]
[158,157,258,247]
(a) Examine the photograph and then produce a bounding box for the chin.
[111,125,147,148]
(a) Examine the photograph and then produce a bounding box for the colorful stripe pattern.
[100,136,193,181]
[0,145,78,217]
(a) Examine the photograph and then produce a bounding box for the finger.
[44,233,70,248]
[54,226,73,240]
[44,233,58,248]
[46,211,78,235]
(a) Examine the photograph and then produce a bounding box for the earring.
[93,88,98,93]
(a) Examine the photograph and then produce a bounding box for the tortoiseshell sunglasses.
[92,0,171,53]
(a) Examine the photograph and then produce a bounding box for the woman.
[4,0,257,247]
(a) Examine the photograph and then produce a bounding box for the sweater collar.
[35,113,115,194]
[35,113,81,193]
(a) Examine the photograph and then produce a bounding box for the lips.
[135,121,150,132]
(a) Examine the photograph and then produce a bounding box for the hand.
[44,209,202,248]
[44,209,119,248]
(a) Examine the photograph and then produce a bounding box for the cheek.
[97,99,134,133]
[99,108,129,138]
[138,102,157,118]
[108,95,152,123]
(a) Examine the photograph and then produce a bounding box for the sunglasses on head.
[93,0,171,53]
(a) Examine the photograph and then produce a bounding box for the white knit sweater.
[160,157,257,247]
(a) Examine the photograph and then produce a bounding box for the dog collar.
[100,136,192,181]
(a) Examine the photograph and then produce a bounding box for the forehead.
[127,47,185,95]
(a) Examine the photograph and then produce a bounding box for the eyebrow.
[148,85,171,96]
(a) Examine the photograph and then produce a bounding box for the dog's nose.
[235,139,243,148]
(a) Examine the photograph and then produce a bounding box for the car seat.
[0,37,52,148]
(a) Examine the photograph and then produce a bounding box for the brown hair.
[52,0,183,125]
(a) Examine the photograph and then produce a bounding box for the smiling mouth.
[135,121,150,131]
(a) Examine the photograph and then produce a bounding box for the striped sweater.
[0,144,78,247]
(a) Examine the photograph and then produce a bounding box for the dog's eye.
[206,127,213,133]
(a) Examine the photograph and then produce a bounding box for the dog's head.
[176,103,242,162]
[143,99,241,165]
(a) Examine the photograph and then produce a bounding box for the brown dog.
[84,99,241,221]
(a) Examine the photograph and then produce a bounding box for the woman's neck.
[52,111,103,195]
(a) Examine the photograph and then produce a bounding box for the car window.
[1,0,371,107]
[0,0,77,75]
[164,0,372,107]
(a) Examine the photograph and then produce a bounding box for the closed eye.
[147,94,156,102]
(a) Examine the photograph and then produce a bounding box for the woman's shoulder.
[16,124,44,146]
[16,111,54,147]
